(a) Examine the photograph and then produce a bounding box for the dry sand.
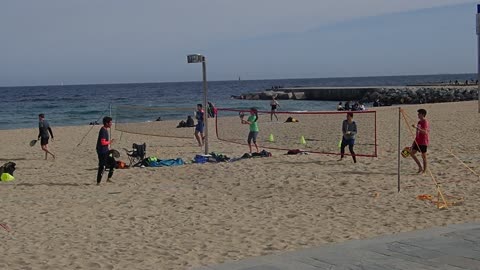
[0,101,479,270]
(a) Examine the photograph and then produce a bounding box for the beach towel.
[148,158,185,167]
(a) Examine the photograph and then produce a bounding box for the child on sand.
[410,109,430,174]
[241,108,259,153]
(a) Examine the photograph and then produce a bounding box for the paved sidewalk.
[193,222,480,270]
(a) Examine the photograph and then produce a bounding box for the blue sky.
[0,0,478,86]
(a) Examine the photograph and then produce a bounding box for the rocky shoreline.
[232,86,479,105]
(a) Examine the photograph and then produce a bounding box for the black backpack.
[0,162,16,175]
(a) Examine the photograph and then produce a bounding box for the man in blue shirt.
[38,113,55,160]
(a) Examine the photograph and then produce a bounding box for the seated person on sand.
[186,115,195,127]
[285,116,299,123]
[177,115,196,128]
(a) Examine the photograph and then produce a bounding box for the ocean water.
[0,73,475,130]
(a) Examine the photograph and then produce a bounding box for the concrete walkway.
[193,222,480,270]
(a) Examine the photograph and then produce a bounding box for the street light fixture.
[187,54,209,154]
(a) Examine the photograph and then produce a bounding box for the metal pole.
[477,5,480,113]
[398,107,401,192]
[202,57,209,155]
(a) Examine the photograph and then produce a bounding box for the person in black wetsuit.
[38,113,55,160]
[96,116,115,185]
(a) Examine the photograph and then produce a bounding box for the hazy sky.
[1,0,478,86]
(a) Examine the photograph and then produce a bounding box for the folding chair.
[123,143,146,167]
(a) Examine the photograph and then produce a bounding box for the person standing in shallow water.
[96,116,115,185]
[38,113,55,160]
[410,109,430,174]
[338,112,357,163]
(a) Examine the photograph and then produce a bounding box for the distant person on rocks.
[455,80,459,85]
[38,113,55,160]
[359,103,366,111]
[410,109,430,174]
[373,99,380,107]
[344,101,351,111]
[351,102,359,111]
[337,102,344,111]
[270,96,280,121]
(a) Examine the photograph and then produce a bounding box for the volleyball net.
[215,108,377,157]
[114,105,197,138]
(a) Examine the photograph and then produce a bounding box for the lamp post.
[187,54,209,154]
[477,5,480,113]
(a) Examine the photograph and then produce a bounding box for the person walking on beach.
[338,112,357,163]
[241,108,259,153]
[410,109,430,174]
[38,113,55,160]
[96,116,115,185]
[194,104,205,146]
[270,96,280,121]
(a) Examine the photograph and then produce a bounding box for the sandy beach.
[0,101,479,270]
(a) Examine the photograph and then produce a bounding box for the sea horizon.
[1,72,477,130]
[1,72,477,88]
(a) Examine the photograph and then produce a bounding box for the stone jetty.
[232,85,479,105]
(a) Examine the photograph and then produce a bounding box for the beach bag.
[287,149,302,155]
[0,162,16,175]
[193,155,208,164]
[259,150,272,157]
[116,161,127,169]
[241,153,251,159]
[1,173,14,182]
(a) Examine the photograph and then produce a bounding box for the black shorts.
[40,137,49,146]
[271,105,277,110]
[411,144,427,153]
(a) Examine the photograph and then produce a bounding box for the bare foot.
[417,167,423,174]
[107,179,113,183]
[337,158,343,162]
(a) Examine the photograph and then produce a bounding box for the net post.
[477,5,480,113]
[398,107,401,192]
[374,110,377,157]
[202,57,209,155]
